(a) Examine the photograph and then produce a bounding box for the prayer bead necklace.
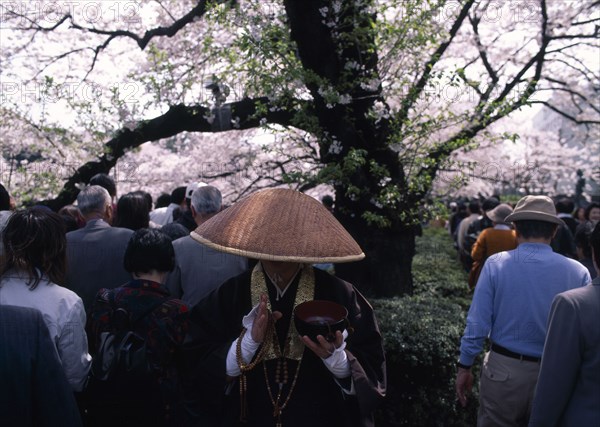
[236,320,273,422]
[263,328,302,427]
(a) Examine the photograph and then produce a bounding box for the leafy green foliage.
[374,296,477,426]
[412,227,471,307]
[373,227,478,425]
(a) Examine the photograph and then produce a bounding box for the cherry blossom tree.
[1,0,598,295]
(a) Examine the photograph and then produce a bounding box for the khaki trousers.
[477,351,540,427]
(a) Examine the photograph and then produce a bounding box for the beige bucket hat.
[504,195,562,225]
[485,203,514,225]
[190,188,365,263]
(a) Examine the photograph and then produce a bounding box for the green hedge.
[373,226,479,426]
[412,227,471,308]
[373,296,478,426]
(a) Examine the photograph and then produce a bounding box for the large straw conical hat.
[190,188,365,263]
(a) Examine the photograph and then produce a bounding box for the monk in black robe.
[179,188,386,427]
[183,262,386,427]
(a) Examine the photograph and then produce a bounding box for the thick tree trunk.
[282,0,417,297]
[335,213,417,297]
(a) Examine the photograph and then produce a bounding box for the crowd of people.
[448,194,600,426]
[0,178,385,427]
[1,176,599,427]
[448,195,599,282]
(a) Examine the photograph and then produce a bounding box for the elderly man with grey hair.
[166,185,248,307]
[65,185,134,311]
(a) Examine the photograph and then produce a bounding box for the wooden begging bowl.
[294,300,348,342]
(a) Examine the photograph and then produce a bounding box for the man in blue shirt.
[455,195,590,426]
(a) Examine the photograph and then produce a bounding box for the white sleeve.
[57,299,92,392]
[225,303,261,377]
[321,331,354,395]
[225,332,260,377]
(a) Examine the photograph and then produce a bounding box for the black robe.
[182,267,386,427]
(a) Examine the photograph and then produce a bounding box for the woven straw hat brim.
[190,233,365,263]
[190,188,365,263]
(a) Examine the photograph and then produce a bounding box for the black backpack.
[91,293,168,382]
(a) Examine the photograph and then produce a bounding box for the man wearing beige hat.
[468,203,518,289]
[455,195,590,426]
[181,188,386,427]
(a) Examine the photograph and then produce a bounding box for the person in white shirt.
[0,207,91,391]
[150,186,187,226]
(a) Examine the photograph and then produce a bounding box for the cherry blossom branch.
[39,96,310,210]
[396,0,475,124]
[529,101,600,125]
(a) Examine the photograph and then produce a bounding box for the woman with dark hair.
[86,228,189,426]
[585,202,600,223]
[0,208,91,391]
[114,192,150,231]
[132,190,153,212]
[58,204,86,232]
[575,206,586,222]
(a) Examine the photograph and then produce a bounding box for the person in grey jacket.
[65,185,133,311]
[529,221,600,426]
[166,185,247,307]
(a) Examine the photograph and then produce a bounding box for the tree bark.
[335,215,418,297]
[283,0,414,295]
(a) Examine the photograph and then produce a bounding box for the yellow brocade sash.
[250,263,314,361]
